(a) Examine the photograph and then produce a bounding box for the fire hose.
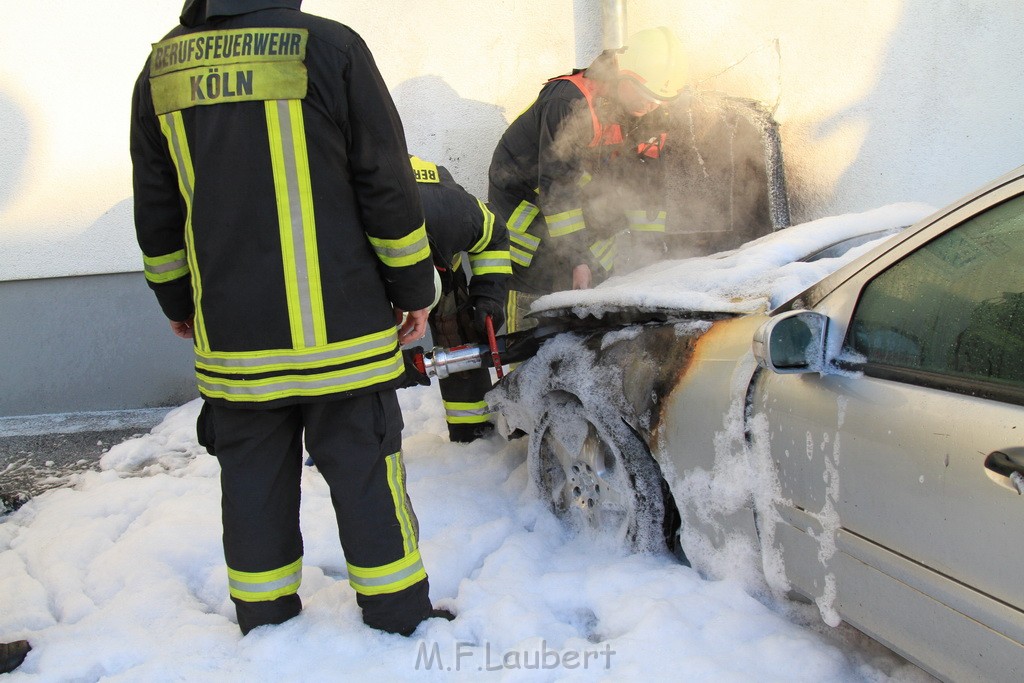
[404,309,671,383]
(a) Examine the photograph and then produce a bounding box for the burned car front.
[490,204,923,560]
[490,176,1024,681]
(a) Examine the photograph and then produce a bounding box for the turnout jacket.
[130,4,434,407]
[412,156,510,303]
[412,156,510,435]
[488,70,670,293]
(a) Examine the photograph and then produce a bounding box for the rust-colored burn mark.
[583,322,717,438]
[648,318,748,448]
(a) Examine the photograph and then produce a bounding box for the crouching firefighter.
[410,155,512,443]
[131,0,452,636]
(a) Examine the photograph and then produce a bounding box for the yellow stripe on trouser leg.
[386,451,418,555]
[505,290,540,371]
[443,400,490,425]
[228,557,303,602]
[505,290,538,335]
[347,548,428,596]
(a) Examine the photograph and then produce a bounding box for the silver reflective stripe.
[626,209,667,231]
[146,258,187,275]
[197,353,403,397]
[196,334,397,372]
[546,211,585,236]
[511,247,533,267]
[373,239,428,262]
[509,201,539,233]
[348,557,425,590]
[163,114,194,204]
[509,231,540,250]
[470,256,511,272]
[229,570,301,595]
[445,407,488,418]
[590,237,616,271]
[276,100,317,348]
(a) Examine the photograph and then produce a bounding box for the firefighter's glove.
[400,347,431,388]
[472,296,505,337]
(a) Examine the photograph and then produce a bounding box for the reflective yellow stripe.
[509,230,540,268]
[385,451,417,556]
[347,548,427,597]
[443,400,490,425]
[506,291,519,334]
[195,327,400,374]
[143,249,189,284]
[228,557,302,602]
[625,209,667,232]
[510,247,533,267]
[266,99,327,349]
[469,250,512,276]
[367,223,431,268]
[590,237,616,272]
[508,200,539,234]
[506,200,542,268]
[468,199,495,253]
[196,350,405,402]
[158,111,209,351]
[509,231,540,250]
[546,208,585,237]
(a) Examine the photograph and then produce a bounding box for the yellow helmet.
[616,27,688,101]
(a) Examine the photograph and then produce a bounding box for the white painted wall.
[2,1,1022,282]
[631,0,1024,220]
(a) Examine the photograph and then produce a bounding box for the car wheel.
[532,391,681,556]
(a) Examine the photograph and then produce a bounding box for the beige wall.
[631,0,1024,220]
[2,1,1023,281]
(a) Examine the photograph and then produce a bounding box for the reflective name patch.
[410,156,440,184]
[149,28,308,114]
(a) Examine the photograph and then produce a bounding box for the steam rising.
[543,88,792,288]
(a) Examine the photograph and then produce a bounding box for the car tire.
[531,391,681,556]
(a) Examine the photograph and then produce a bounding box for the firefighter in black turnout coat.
[412,156,511,443]
[130,0,448,636]
[488,27,688,332]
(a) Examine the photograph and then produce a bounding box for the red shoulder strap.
[549,72,622,147]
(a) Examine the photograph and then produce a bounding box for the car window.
[847,193,1024,395]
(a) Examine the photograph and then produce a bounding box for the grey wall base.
[1,272,197,417]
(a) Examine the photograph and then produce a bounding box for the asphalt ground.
[0,409,172,513]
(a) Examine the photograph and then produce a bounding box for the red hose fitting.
[485,315,504,379]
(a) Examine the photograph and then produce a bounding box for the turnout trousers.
[208,390,431,635]
[428,270,495,442]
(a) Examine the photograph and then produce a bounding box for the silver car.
[492,167,1024,682]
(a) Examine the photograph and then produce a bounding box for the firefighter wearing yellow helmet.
[488,26,689,332]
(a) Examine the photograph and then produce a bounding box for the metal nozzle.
[422,344,489,379]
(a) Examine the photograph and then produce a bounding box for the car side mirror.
[752,310,827,374]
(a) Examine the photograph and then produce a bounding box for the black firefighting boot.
[396,608,456,637]
[448,422,495,444]
[0,640,31,674]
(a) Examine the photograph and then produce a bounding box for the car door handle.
[984,449,1024,494]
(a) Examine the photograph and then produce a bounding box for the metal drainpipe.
[601,0,627,51]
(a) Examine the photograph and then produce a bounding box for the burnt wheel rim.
[541,422,631,537]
